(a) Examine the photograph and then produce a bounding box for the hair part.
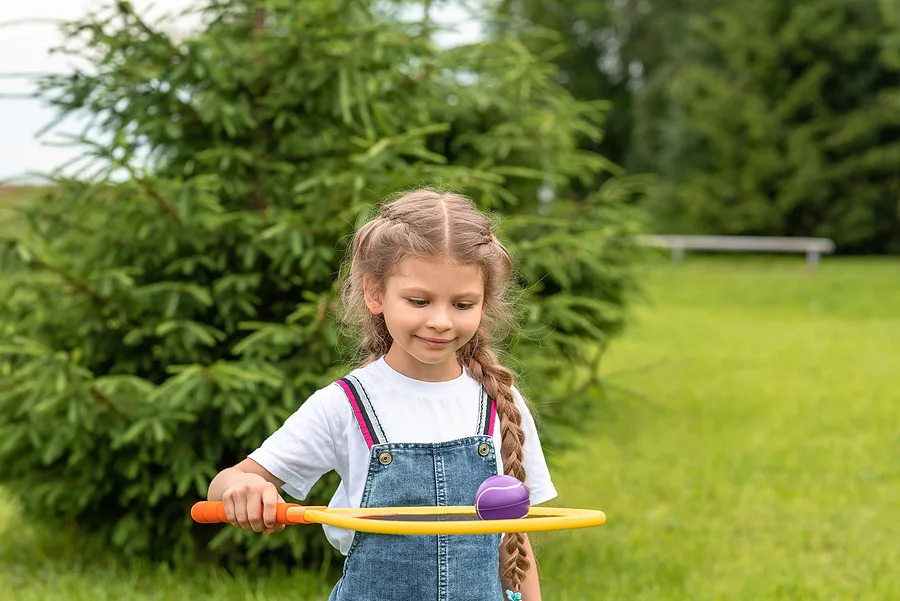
[338,189,531,591]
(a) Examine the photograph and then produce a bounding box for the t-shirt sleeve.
[247,385,345,500]
[512,386,558,506]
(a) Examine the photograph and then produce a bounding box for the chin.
[403,343,455,363]
[412,352,456,365]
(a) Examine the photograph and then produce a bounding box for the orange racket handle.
[190,501,304,524]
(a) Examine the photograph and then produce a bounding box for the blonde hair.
[339,189,531,591]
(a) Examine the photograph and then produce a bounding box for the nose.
[425,306,453,332]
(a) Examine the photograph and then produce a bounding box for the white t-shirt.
[249,357,558,554]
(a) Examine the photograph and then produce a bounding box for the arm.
[208,457,284,499]
[500,533,542,600]
[207,457,287,534]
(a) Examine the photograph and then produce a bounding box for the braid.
[361,313,391,366]
[460,332,530,592]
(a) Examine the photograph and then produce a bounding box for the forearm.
[500,534,542,601]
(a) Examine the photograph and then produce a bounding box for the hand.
[221,475,287,534]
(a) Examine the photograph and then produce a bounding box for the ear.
[363,276,384,315]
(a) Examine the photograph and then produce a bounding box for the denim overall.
[328,374,503,601]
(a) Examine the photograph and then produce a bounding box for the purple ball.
[475,475,530,520]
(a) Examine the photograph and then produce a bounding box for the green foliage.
[0,0,643,564]
[499,0,900,253]
[493,0,714,174]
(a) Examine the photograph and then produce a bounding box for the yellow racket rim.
[294,506,606,535]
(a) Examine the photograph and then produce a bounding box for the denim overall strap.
[475,386,497,438]
[329,380,503,601]
[339,376,494,446]
[336,376,387,447]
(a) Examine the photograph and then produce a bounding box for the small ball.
[475,475,530,520]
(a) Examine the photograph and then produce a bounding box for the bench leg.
[806,251,820,270]
[672,246,685,263]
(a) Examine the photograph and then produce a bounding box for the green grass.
[2,256,898,599]
[536,257,900,600]
[0,490,334,601]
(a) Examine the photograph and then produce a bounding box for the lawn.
[536,257,900,600]
[1,256,897,600]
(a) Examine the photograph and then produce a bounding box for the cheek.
[460,310,484,331]
[383,303,417,329]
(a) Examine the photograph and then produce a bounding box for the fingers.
[267,493,286,533]
[261,485,278,533]
[245,487,264,532]
[221,482,287,534]
[232,487,252,531]
[223,483,271,532]
[223,494,238,528]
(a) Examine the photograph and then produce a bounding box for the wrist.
[208,467,270,500]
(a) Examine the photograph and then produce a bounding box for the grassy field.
[536,257,900,600]
[1,256,898,600]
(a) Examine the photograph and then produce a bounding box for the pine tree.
[494,0,716,174]
[0,0,643,563]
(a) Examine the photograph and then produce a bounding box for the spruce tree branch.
[29,253,102,303]
[88,386,131,422]
[116,160,183,224]
[32,211,97,237]
[422,0,432,38]
[61,362,131,423]
[408,0,436,84]
[249,6,268,212]
[71,140,181,224]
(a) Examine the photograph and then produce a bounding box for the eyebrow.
[399,287,483,299]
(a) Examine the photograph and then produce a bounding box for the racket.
[191,502,606,535]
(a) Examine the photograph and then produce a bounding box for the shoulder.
[286,362,382,425]
[310,360,382,401]
[311,359,392,411]
[275,382,349,436]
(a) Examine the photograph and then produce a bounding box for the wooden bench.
[638,235,836,269]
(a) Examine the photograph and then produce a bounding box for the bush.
[0,0,644,564]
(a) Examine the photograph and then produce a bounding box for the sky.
[0,1,479,182]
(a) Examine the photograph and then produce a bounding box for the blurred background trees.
[500,0,900,251]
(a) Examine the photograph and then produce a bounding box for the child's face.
[365,256,485,382]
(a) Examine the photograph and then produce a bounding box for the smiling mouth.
[417,336,453,344]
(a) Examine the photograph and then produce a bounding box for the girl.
[207,190,557,601]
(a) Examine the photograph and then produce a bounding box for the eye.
[455,302,476,310]
[406,298,428,307]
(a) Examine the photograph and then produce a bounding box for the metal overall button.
[477,442,491,457]
[378,450,393,465]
